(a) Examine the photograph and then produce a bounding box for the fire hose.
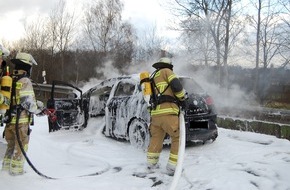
[169,110,186,190]
[14,106,110,179]
[15,106,57,179]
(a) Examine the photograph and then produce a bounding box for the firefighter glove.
[0,93,10,106]
[36,100,44,110]
[179,100,187,111]
[35,100,45,116]
[183,92,189,100]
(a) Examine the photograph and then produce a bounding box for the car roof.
[87,73,202,94]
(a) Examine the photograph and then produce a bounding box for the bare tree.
[48,0,76,80]
[111,21,136,74]
[250,0,282,69]
[179,17,216,66]
[22,17,51,82]
[134,24,164,65]
[278,0,290,68]
[253,0,262,96]
[171,0,244,87]
[82,0,137,75]
[83,0,123,53]
[23,17,50,51]
[249,0,284,101]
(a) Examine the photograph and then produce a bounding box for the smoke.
[99,60,123,79]
[78,60,121,91]
[172,55,258,112]
[79,78,102,92]
[128,62,153,75]
[79,58,155,91]
[78,54,258,115]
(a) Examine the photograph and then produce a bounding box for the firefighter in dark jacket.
[147,57,187,175]
[1,52,44,175]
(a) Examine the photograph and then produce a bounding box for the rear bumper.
[186,128,218,142]
[185,114,218,142]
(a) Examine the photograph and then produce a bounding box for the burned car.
[47,74,218,149]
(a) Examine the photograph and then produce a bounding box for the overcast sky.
[0,0,59,41]
[0,0,177,43]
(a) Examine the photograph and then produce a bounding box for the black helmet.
[152,57,173,70]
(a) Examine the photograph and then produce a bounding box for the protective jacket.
[150,68,186,116]
[10,76,39,124]
[2,74,39,175]
[147,66,186,174]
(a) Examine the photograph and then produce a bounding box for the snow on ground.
[0,116,290,190]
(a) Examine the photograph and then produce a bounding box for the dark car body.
[47,74,218,149]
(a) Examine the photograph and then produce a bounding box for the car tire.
[128,118,150,151]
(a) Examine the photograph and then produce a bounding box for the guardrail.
[33,83,74,94]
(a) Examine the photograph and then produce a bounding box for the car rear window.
[179,78,204,94]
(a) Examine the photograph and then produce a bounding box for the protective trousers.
[147,114,179,169]
[2,123,29,175]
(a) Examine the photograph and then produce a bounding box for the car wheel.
[211,132,218,141]
[128,119,150,151]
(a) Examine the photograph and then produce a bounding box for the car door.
[105,79,137,139]
[46,80,85,132]
[88,86,112,117]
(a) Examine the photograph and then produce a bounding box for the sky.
[0,0,177,43]
[0,116,290,190]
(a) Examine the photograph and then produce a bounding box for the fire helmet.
[152,57,173,70]
[11,52,38,77]
[0,44,10,57]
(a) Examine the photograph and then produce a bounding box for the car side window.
[115,82,135,96]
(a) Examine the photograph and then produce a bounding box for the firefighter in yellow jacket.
[1,52,44,175]
[147,57,187,176]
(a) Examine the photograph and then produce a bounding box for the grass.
[264,101,290,110]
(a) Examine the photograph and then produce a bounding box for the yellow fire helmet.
[11,52,38,66]
[152,57,173,70]
[0,44,10,57]
[11,52,38,77]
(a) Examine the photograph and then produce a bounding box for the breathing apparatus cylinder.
[140,71,152,107]
[0,66,12,113]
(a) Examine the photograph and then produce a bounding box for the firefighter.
[147,57,187,176]
[1,52,44,175]
[0,44,11,110]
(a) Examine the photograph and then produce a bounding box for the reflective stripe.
[11,159,25,166]
[147,152,160,165]
[0,94,4,104]
[154,71,161,77]
[15,82,22,89]
[156,81,167,87]
[24,144,28,152]
[156,82,167,92]
[10,167,24,174]
[151,107,179,116]
[175,90,185,99]
[168,153,178,166]
[151,69,180,116]
[2,158,11,171]
[19,90,34,96]
[9,144,28,174]
[10,117,30,124]
[10,159,25,174]
[168,74,177,83]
